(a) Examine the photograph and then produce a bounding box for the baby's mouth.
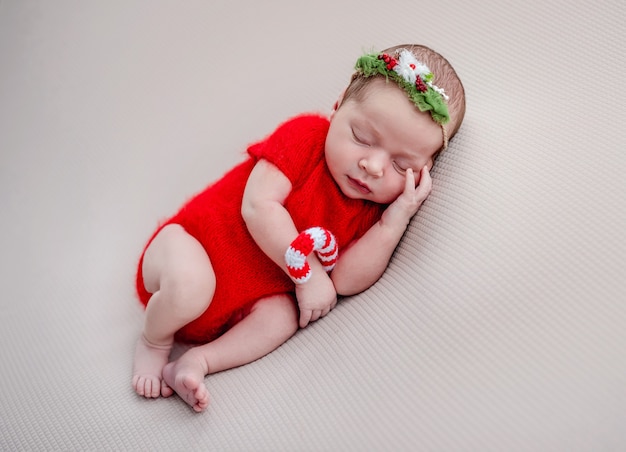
[347,176,371,194]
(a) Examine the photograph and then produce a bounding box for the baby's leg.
[133,224,216,398]
[162,294,298,412]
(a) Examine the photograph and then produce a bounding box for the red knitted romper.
[136,114,385,343]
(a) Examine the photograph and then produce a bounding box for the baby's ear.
[330,88,347,118]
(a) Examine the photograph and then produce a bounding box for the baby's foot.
[162,352,210,412]
[132,335,173,398]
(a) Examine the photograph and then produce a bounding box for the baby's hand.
[295,271,337,328]
[384,166,433,227]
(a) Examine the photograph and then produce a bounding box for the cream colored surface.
[1,1,625,450]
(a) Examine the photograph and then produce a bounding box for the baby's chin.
[342,189,394,205]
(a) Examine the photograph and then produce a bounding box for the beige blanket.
[1,0,625,450]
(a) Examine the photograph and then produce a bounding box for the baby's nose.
[359,154,385,177]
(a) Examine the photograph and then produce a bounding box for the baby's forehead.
[354,78,448,152]
[356,78,430,115]
[354,79,430,118]
[351,112,443,158]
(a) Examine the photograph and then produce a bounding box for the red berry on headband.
[415,76,428,92]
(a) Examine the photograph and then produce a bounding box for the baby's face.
[325,78,443,204]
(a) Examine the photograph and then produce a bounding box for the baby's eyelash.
[351,128,369,146]
[392,160,409,173]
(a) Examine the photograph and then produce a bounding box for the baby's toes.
[132,375,147,396]
[193,386,210,412]
[148,377,161,398]
[133,375,159,398]
[161,380,174,398]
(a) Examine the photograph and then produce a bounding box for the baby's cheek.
[389,181,407,202]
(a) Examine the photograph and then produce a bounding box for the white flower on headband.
[393,50,431,85]
[428,82,450,101]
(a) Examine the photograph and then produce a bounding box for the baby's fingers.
[405,168,417,194]
[310,309,323,323]
[299,309,312,328]
[414,166,432,199]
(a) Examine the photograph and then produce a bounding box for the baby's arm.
[331,166,433,296]
[242,159,337,328]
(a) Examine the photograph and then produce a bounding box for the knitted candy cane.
[285,227,338,284]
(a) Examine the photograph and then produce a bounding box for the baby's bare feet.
[162,351,210,412]
[132,335,173,398]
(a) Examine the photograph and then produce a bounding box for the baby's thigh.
[248,294,299,338]
[142,224,216,297]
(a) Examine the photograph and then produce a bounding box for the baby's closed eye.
[351,128,371,146]
[391,159,412,174]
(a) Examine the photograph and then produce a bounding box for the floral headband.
[354,49,451,126]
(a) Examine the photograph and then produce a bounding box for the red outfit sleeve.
[247,114,330,189]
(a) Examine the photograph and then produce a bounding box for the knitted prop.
[285,227,338,284]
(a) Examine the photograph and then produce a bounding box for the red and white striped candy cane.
[284,227,338,284]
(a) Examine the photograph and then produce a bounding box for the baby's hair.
[344,44,466,140]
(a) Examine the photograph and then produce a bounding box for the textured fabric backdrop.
[1,0,625,450]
